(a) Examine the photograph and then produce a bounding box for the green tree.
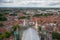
[26,16,30,19]
[23,12,29,15]
[0,14,3,16]
[18,16,26,19]
[4,31,11,38]
[0,17,7,21]
[10,14,17,16]
[38,26,41,31]
[0,35,4,40]
[43,14,49,17]
[12,24,19,31]
[0,23,4,27]
[2,31,11,38]
[33,14,42,17]
[0,31,11,40]
[52,32,60,40]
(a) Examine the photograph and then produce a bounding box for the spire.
[23,19,26,26]
[36,20,38,28]
[35,20,38,31]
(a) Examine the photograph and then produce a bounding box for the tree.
[43,14,49,17]
[0,13,7,21]
[52,32,60,40]
[10,13,17,16]
[26,16,30,19]
[12,24,19,31]
[0,17,7,21]
[23,12,29,15]
[0,31,11,40]
[0,23,4,27]
[33,14,42,17]
[2,31,11,38]
[18,16,26,19]
[38,26,41,31]
[0,34,4,40]
[0,14,3,16]
[5,31,11,38]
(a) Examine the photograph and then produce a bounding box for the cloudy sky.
[0,0,60,8]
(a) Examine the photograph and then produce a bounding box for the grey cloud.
[0,0,3,3]
[48,2,60,6]
[0,0,13,3]
[0,0,60,7]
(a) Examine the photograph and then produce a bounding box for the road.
[22,27,41,40]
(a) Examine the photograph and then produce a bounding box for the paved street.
[22,27,41,40]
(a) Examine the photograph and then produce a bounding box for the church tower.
[35,20,38,31]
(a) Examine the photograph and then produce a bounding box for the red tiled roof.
[0,28,6,33]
